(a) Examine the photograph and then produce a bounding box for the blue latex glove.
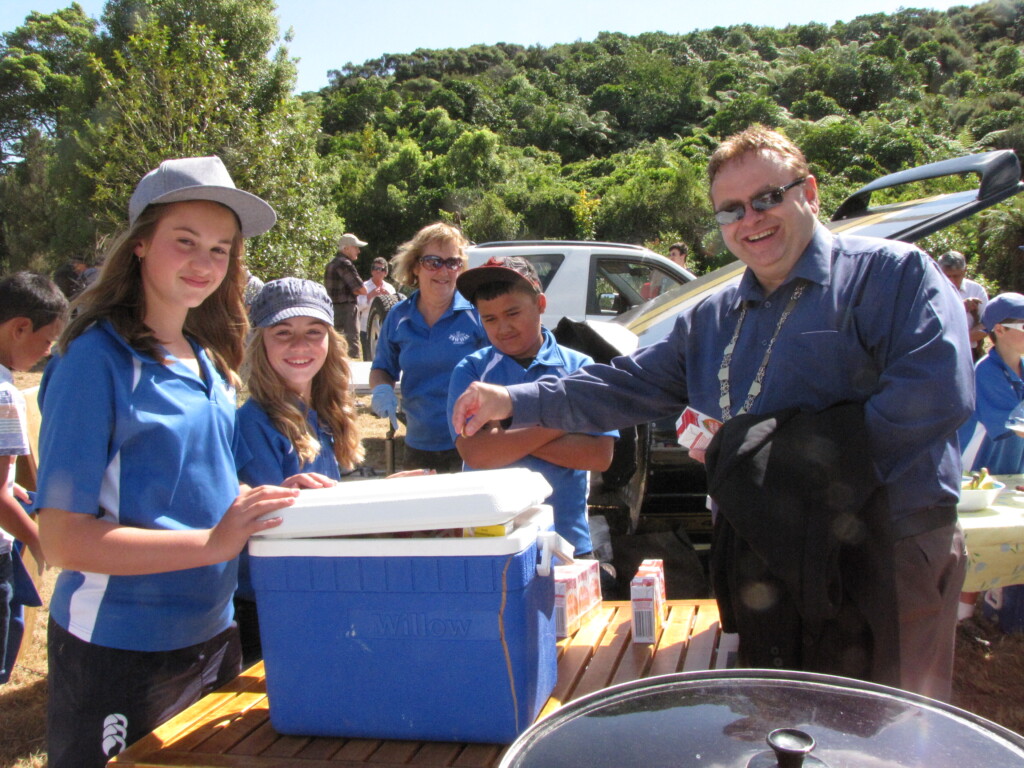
[371,383,399,430]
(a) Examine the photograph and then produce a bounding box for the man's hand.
[452,382,513,437]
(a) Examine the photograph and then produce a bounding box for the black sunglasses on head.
[714,177,807,226]
[418,255,463,271]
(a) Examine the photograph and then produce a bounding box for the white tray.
[253,467,553,539]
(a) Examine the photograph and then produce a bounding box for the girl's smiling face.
[263,316,330,400]
[135,200,239,319]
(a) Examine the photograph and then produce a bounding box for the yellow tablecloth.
[961,474,1024,592]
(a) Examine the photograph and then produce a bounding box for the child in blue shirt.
[34,157,302,768]
[957,292,1024,623]
[0,271,66,684]
[959,292,1024,476]
[447,256,616,556]
[234,277,362,661]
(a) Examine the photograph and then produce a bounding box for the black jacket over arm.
[705,402,900,687]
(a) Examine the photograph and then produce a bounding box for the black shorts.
[46,618,241,768]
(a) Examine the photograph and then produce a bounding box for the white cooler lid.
[249,505,555,557]
[252,467,553,539]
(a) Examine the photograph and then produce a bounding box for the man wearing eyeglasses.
[324,233,369,358]
[453,124,972,701]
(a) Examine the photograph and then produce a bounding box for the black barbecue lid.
[499,670,1024,768]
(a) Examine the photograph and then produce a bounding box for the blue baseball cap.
[250,278,334,327]
[982,292,1024,331]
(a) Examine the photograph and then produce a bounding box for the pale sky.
[2,0,981,93]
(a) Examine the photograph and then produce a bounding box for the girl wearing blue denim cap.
[236,278,428,660]
[233,277,361,661]
[34,157,302,768]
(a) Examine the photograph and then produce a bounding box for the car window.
[590,259,683,316]
[518,253,563,291]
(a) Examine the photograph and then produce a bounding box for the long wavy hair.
[58,202,249,387]
[243,323,364,469]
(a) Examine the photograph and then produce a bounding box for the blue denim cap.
[982,292,1024,331]
[129,156,276,237]
[250,277,334,327]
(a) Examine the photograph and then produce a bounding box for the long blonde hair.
[243,324,364,469]
[59,203,249,387]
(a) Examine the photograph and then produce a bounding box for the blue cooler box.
[248,470,566,744]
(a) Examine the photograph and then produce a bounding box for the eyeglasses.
[1000,322,1024,331]
[714,178,807,226]
[371,266,387,272]
[418,255,463,271]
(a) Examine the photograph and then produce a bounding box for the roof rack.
[472,240,648,251]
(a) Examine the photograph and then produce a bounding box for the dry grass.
[4,370,1024,767]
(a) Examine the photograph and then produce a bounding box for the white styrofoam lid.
[249,505,555,558]
[252,467,553,539]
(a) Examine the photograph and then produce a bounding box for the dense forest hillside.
[4,0,1024,288]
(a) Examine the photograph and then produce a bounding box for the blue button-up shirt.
[510,224,973,531]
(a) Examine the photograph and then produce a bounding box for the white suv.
[363,240,695,360]
[466,241,695,332]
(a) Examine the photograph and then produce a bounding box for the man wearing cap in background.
[938,250,989,361]
[447,256,615,560]
[324,233,368,358]
[356,256,397,361]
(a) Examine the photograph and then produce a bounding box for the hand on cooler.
[371,383,399,430]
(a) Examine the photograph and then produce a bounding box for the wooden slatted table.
[111,600,734,768]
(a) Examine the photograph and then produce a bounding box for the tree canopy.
[4,0,1024,289]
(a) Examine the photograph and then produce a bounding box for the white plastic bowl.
[957,481,1005,513]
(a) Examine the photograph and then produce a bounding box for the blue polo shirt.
[235,398,343,602]
[959,348,1024,475]
[237,398,342,486]
[35,320,244,652]
[372,290,486,451]
[509,225,973,536]
[447,329,617,554]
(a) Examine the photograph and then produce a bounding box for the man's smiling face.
[711,149,820,295]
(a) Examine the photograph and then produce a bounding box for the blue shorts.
[46,619,241,768]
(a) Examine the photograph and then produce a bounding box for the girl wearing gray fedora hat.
[33,157,305,768]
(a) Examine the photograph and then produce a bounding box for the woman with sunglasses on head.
[369,222,487,472]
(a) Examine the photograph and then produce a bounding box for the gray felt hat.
[128,156,277,237]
